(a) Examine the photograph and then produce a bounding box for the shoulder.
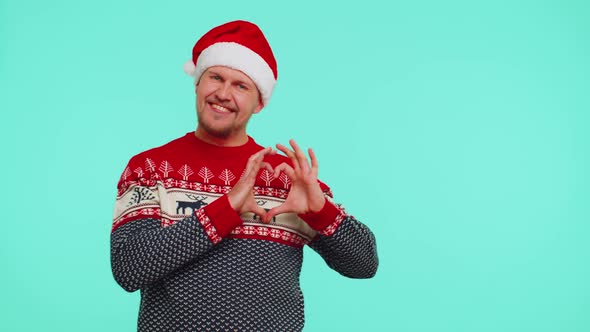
[116,133,192,189]
[128,133,191,164]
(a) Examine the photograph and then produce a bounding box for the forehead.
[205,66,255,84]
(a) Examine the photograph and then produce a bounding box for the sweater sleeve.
[302,197,379,279]
[110,158,242,292]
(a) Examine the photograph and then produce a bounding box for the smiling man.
[111,20,378,332]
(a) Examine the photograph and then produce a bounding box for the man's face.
[195,66,263,142]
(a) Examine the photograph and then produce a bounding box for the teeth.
[211,104,231,113]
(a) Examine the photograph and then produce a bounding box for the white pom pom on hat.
[183,59,196,76]
[184,20,278,105]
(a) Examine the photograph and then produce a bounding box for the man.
[111,20,378,331]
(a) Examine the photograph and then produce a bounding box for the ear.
[253,93,264,114]
[253,99,264,114]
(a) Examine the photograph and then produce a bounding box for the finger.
[244,155,261,180]
[289,139,310,173]
[260,161,274,175]
[251,205,269,223]
[265,203,292,223]
[249,161,272,183]
[252,147,275,175]
[250,156,267,182]
[264,146,276,155]
[260,147,276,161]
[240,156,256,181]
[251,147,273,161]
[242,150,267,183]
[273,162,295,179]
[275,143,293,158]
[276,143,300,171]
[308,148,319,174]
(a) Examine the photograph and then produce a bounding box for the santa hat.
[184,20,278,105]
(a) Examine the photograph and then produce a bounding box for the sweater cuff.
[298,199,346,236]
[195,194,243,244]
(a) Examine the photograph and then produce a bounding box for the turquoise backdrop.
[1,0,589,331]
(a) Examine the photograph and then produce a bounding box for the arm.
[303,199,378,278]
[110,187,241,292]
[265,140,378,278]
[111,148,274,292]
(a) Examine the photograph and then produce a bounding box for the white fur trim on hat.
[191,42,276,105]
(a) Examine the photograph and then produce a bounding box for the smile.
[210,103,233,114]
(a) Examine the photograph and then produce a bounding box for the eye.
[211,75,221,81]
[238,83,248,90]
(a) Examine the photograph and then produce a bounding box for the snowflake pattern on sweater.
[111,133,378,331]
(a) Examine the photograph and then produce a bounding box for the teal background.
[1,0,589,331]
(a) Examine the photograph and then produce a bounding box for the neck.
[194,128,249,147]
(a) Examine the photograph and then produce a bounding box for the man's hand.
[228,147,275,219]
[263,139,326,223]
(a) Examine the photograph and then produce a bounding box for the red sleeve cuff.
[195,195,243,243]
[298,199,341,232]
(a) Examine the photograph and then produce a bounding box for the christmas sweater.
[111,132,378,332]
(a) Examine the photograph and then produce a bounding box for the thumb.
[251,205,269,223]
[264,203,292,223]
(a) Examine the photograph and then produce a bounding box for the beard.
[195,96,255,142]
[197,111,252,139]
[197,115,233,138]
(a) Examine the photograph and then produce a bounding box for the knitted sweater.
[111,132,378,331]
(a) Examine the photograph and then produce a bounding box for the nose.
[215,82,231,101]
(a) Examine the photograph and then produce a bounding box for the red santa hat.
[184,20,278,105]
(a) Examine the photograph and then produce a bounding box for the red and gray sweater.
[110,132,378,331]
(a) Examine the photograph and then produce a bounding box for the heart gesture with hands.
[227,147,276,219]
[263,139,326,223]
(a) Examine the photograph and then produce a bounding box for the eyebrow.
[208,70,222,77]
[208,71,253,88]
